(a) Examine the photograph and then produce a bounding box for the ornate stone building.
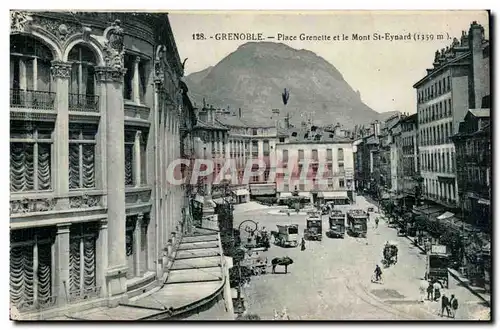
[275,125,355,205]
[9,11,193,319]
[451,109,491,230]
[413,21,489,209]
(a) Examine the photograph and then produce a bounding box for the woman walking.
[300,237,306,251]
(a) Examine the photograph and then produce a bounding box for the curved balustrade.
[10,89,56,110]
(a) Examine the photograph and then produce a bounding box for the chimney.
[469,21,488,109]
[371,120,381,137]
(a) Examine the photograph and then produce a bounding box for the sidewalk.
[403,233,490,307]
[360,194,491,308]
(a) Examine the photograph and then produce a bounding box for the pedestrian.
[449,294,458,318]
[300,237,306,251]
[375,217,379,229]
[440,294,450,317]
[433,281,442,301]
[419,279,428,302]
[426,281,434,301]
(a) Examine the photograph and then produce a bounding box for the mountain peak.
[184,43,381,128]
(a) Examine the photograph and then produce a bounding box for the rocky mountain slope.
[184,42,385,128]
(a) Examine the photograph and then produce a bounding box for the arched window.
[10,35,54,109]
[68,44,98,112]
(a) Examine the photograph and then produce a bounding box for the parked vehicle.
[346,209,368,238]
[304,211,322,241]
[273,224,299,247]
[328,210,346,238]
[425,244,450,288]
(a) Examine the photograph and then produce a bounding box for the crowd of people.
[419,278,459,318]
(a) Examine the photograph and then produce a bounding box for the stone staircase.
[166,228,224,285]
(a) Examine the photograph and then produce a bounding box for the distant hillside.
[184,42,384,128]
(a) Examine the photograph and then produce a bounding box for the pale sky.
[169,11,489,114]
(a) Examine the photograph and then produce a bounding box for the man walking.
[426,281,434,301]
[441,294,450,317]
[300,237,306,251]
[449,294,459,318]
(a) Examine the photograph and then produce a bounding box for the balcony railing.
[10,89,56,110]
[13,295,58,313]
[69,93,100,112]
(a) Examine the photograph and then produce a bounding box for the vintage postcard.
[8,10,491,321]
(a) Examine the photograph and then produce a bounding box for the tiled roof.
[215,114,276,128]
[215,114,248,128]
[280,126,352,144]
[469,109,490,118]
[194,119,229,131]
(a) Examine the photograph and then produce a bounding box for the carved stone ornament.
[69,194,100,208]
[51,61,72,78]
[95,66,127,82]
[10,198,57,215]
[154,45,167,85]
[10,11,33,33]
[103,19,125,70]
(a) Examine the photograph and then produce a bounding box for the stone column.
[19,58,27,90]
[32,58,38,90]
[153,80,164,279]
[51,61,72,209]
[96,220,108,298]
[134,213,143,277]
[134,130,142,187]
[95,66,128,302]
[54,223,71,307]
[133,56,141,104]
[258,140,264,181]
[218,131,224,160]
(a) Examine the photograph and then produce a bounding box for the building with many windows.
[275,125,354,205]
[413,21,489,209]
[215,109,278,198]
[9,11,195,319]
[451,109,491,230]
[398,113,420,205]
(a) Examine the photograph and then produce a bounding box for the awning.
[380,193,391,200]
[233,189,250,196]
[478,198,490,205]
[194,194,204,203]
[298,192,311,198]
[205,200,217,207]
[279,192,293,199]
[212,198,227,204]
[318,191,349,200]
[437,211,454,220]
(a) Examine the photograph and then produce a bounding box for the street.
[233,196,490,320]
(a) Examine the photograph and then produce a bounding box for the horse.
[271,257,294,274]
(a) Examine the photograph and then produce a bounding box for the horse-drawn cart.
[240,247,269,276]
[273,224,299,247]
[382,241,398,267]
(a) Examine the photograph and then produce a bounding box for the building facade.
[275,126,355,204]
[413,21,489,209]
[451,109,491,230]
[398,113,420,203]
[9,11,192,319]
[215,110,278,197]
